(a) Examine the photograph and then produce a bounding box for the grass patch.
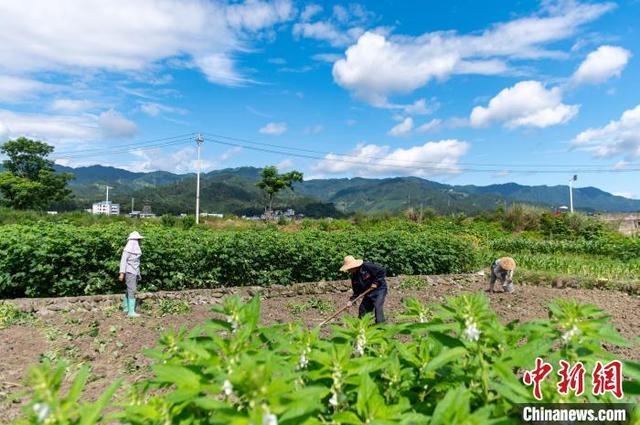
[398,276,429,290]
[307,298,333,313]
[288,298,334,316]
[156,299,191,317]
[287,302,309,316]
[0,302,36,328]
[516,269,640,294]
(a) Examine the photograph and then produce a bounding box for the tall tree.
[0,137,74,210]
[256,166,303,216]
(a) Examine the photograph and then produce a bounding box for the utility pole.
[104,185,113,203]
[195,134,204,224]
[569,174,577,213]
[101,185,113,216]
[131,197,135,213]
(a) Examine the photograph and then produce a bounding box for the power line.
[43,129,640,175]
[51,137,194,159]
[203,131,640,170]
[53,133,196,155]
[204,134,640,175]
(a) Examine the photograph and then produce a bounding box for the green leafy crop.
[0,223,477,297]
[17,293,639,424]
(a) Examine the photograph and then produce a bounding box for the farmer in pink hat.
[340,255,388,324]
[119,231,144,317]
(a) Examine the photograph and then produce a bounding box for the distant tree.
[0,137,73,210]
[256,166,303,216]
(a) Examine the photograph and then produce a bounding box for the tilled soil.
[1,277,639,422]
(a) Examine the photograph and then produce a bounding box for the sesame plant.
[18,293,640,424]
[15,361,119,425]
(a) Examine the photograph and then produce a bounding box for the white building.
[92,201,120,215]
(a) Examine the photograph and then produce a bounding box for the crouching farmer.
[340,256,388,324]
[119,231,144,317]
[488,256,516,293]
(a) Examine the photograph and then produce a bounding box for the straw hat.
[499,257,516,271]
[128,231,144,240]
[340,255,363,272]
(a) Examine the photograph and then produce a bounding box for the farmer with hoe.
[119,231,144,317]
[487,256,516,293]
[340,255,388,324]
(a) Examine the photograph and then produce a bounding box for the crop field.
[1,276,639,423]
[1,214,639,423]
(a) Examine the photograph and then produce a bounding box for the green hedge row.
[489,237,640,260]
[0,223,478,297]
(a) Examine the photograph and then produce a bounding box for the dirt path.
[1,278,638,422]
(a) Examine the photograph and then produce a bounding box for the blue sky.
[0,0,639,198]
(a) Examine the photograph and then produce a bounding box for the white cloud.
[388,117,413,137]
[346,119,357,126]
[220,146,243,161]
[312,53,343,63]
[276,158,294,170]
[139,102,186,117]
[332,2,614,104]
[293,21,365,47]
[572,104,640,158]
[246,105,273,118]
[97,109,138,138]
[0,122,8,140]
[259,121,287,135]
[0,109,98,142]
[268,57,287,65]
[128,146,214,173]
[300,4,322,22]
[470,81,579,128]
[0,107,139,147]
[612,191,637,200]
[194,53,252,86]
[313,139,470,177]
[304,124,324,135]
[572,45,631,85]
[225,0,294,32]
[278,65,313,73]
[293,3,374,48]
[50,99,97,112]
[0,0,294,86]
[402,98,434,115]
[417,118,442,133]
[613,160,628,170]
[0,75,57,102]
[379,97,440,116]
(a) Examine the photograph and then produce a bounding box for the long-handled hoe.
[317,286,375,327]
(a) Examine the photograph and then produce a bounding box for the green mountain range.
[43,165,640,216]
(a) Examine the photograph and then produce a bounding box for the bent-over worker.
[119,231,144,317]
[340,255,388,324]
[487,256,516,293]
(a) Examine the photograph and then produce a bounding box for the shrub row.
[489,236,640,260]
[0,223,478,297]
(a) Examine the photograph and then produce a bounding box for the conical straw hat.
[499,257,516,271]
[340,255,363,272]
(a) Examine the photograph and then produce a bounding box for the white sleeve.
[119,251,129,274]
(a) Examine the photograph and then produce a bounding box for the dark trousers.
[358,288,387,324]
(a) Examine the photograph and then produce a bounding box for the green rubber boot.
[122,295,128,312]
[127,298,140,318]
